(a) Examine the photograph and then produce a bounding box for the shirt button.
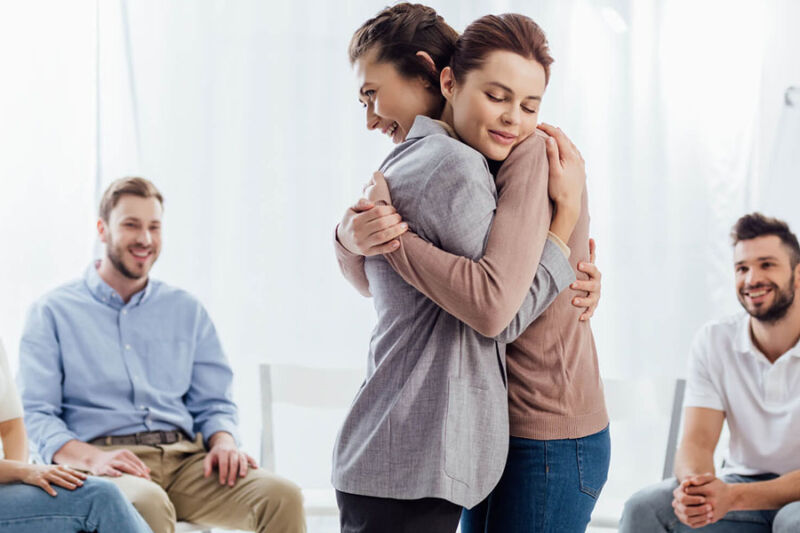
[122,309,127,315]
[125,344,132,350]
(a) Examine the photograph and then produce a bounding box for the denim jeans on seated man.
[0,476,152,533]
[620,474,800,533]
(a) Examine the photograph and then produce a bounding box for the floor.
[201,518,616,532]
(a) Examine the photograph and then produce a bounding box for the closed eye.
[486,92,504,102]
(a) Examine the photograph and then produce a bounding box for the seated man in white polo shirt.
[620,212,800,533]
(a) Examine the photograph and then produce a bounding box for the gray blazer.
[332,116,574,508]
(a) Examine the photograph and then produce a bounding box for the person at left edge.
[18,177,305,533]
[1,338,152,533]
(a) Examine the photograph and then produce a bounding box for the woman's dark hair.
[451,13,554,85]
[731,213,800,267]
[348,3,458,92]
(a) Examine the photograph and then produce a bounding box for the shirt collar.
[84,261,153,309]
[735,312,800,361]
[405,115,458,141]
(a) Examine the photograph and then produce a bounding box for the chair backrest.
[662,379,686,479]
[260,364,364,472]
[601,378,687,487]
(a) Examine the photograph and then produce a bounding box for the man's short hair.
[731,212,800,267]
[99,177,164,222]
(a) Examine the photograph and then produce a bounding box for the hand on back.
[538,123,586,213]
[337,171,407,256]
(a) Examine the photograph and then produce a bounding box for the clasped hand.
[672,473,734,528]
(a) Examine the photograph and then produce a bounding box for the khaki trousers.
[99,436,305,533]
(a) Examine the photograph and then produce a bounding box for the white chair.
[260,363,365,518]
[588,378,686,529]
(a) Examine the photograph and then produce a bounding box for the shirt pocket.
[143,339,193,393]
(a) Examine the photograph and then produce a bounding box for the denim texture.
[461,425,610,533]
[0,476,151,533]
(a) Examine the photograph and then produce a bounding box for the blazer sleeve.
[384,133,573,337]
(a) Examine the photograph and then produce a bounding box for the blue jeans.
[0,476,152,533]
[461,425,611,533]
[620,474,800,533]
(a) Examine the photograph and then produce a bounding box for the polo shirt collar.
[735,312,800,361]
[84,261,152,309]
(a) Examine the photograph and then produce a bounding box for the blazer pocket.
[443,378,492,486]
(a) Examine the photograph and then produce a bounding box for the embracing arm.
[333,200,409,297]
[384,133,576,337]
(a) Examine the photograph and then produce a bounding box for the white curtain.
[2,0,797,516]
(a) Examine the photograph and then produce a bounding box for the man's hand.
[571,238,601,321]
[18,463,87,497]
[336,200,407,256]
[684,474,737,525]
[672,473,716,528]
[538,123,585,211]
[203,432,257,487]
[88,448,151,479]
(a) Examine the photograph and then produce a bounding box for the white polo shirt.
[684,313,800,476]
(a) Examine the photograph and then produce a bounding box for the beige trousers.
[100,436,305,533]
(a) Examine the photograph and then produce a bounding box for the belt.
[89,430,188,447]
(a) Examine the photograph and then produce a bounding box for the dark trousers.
[336,490,462,533]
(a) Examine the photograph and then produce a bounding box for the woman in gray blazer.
[332,6,594,533]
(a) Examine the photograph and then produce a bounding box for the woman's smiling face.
[444,50,546,161]
[354,47,442,144]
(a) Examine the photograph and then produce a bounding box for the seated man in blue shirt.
[18,177,305,533]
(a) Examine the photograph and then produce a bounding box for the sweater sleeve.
[383,133,570,337]
[333,225,371,297]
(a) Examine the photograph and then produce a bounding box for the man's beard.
[107,235,147,280]
[739,272,796,324]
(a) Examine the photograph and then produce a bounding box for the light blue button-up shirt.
[19,264,239,464]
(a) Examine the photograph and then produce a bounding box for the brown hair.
[99,177,163,221]
[731,212,800,267]
[451,13,554,85]
[348,3,458,93]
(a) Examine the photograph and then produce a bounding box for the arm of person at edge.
[673,406,800,528]
[334,125,601,323]
[339,124,597,340]
[0,417,88,496]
